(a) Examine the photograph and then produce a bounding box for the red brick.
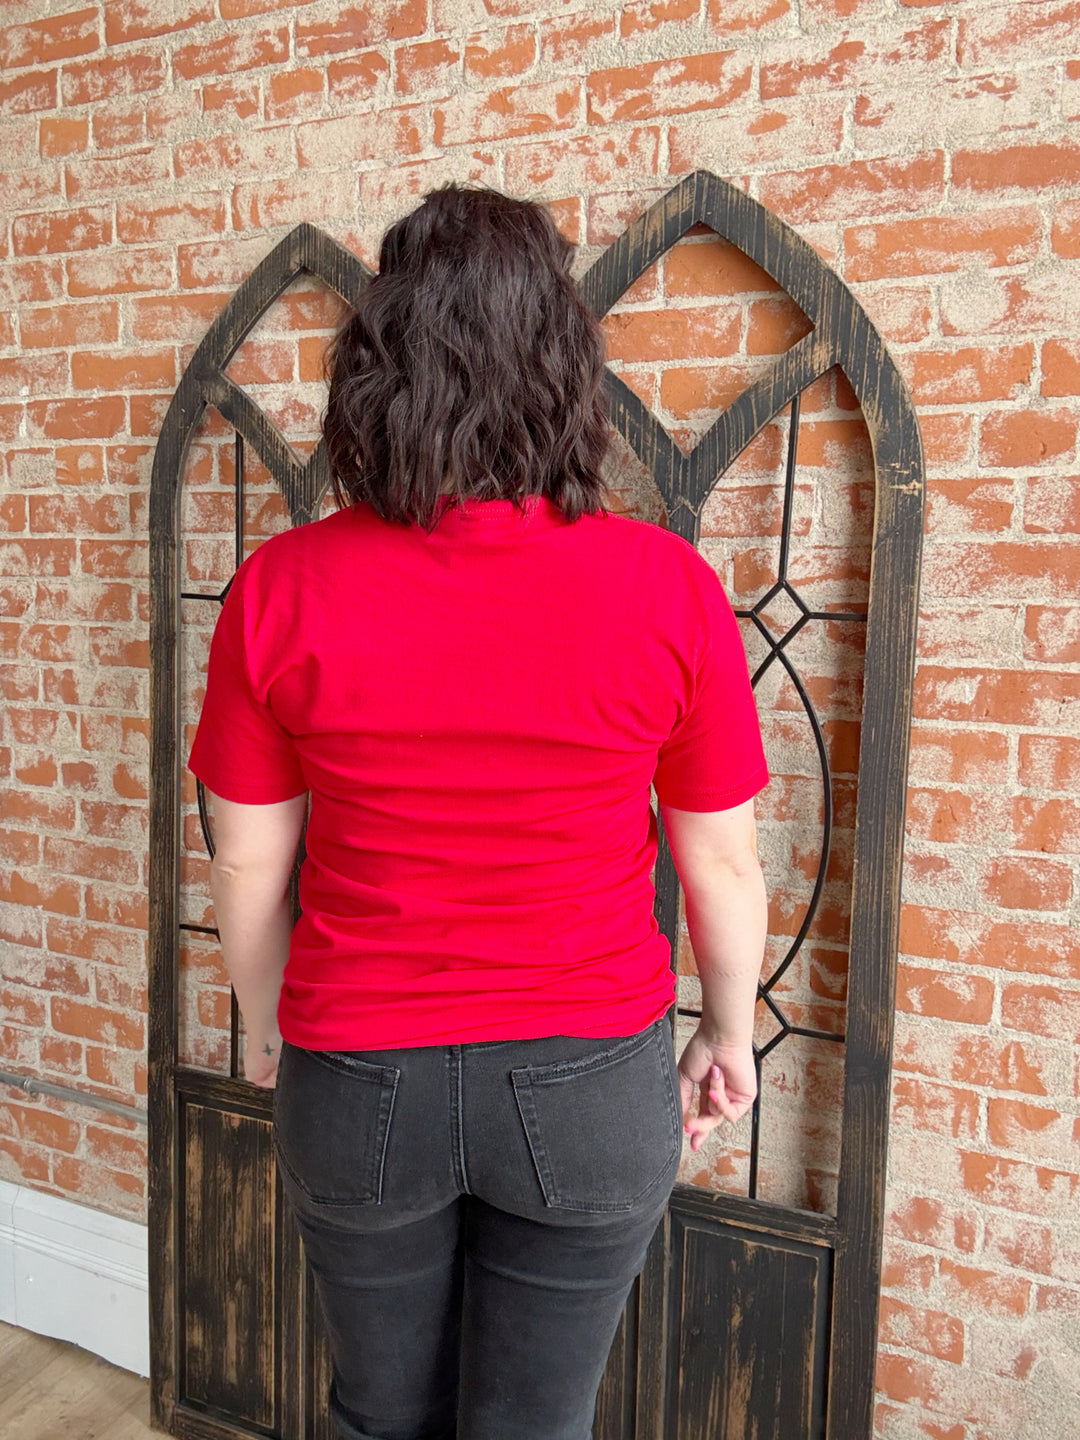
[621,0,697,36]
[60,49,166,106]
[0,1136,49,1183]
[86,881,147,928]
[0,68,57,117]
[104,0,215,44]
[877,1297,964,1365]
[760,152,946,225]
[874,1352,944,1408]
[538,11,616,64]
[220,0,319,12]
[1024,475,1080,534]
[981,856,1073,912]
[939,1258,1031,1318]
[918,413,973,466]
[983,1214,1059,1277]
[71,349,176,392]
[0,784,75,829]
[603,306,740,364]
[1024,606,1080,663]
[1018,733,1080,790]
[706,0,790,28]
[1040,340,1080,398]
[39,1035,84,1074]
[296,0,425,56]
[1013,797,1080,855]
[201,78,259,119]
[116,194,227,244]
[888,1195,978,1255]
[587,51,751,124]
[296,109,424,167]
[2,1102,80,1153]
[922,542,1080,602]
[915,665,1080,727]
[465,25,535,80]
[395,38,460,95]
[131,292,232,343]
[909,345,1033,407]
[761,20,950,99]
[435,80,579,146]
[954,138,1080,196]
[925,478,1014,535]
[19,301,119,348]
[27,397,126,442]
[0,9,99,69]
[988,1096,1073,1159]
[43,835,139,885]
[264,67,324,120]
[0,538,76,576]
[981,918,1080,979]
[958,3,1080,69]
[174,129,294,181]
[39,116,88,158]
[326,52,390,104]
[668,95,846,173]
[505,128,659,192]
[52,1154,144,1206]
[0,867,79,916]
[892,1076,979,1141]
[1002,981,1080,1042]
[12,206,112,256]
[46,916,144,965]
[1052,199,1080,258]
[895,964,995,1025]
[173,25,288,80]
[65,151,170,203]
[0,355,67,398]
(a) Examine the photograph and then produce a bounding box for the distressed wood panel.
[666,1209,831,1440]
[179,1101,279,1430]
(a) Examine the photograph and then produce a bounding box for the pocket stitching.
[511,1025,680,1214]
[273,1051,399,1208]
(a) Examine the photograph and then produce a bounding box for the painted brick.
[174,129,296,182]
[0,69,57,117]
[326,52,391,104]
[954,138,1080,197]
[958,2,1080,68]
[505,129,659,192]
[104,0,215,44]
[465,25,535,81]
[173,25,289,81]
[60,50,166,107]
[760,152,946,226]
[0,9,99,69]
[297,109,424,167]
[435,80,579,145]
[1023,606,1080,663]
[296,0,426,57]
[668,95,846,172]
[761,20,951,99]
[12,207,112,257]
[587,52,752,124]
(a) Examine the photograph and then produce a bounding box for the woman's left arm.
[206,790,309,1088]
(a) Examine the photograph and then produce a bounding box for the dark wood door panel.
[665,1208,831,1440]
[179,1099,281,1432]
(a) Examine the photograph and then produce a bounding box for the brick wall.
[1,0,1079,1434]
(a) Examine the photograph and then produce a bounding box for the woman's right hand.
[678,1027,757,1154]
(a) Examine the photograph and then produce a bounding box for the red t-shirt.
[188,496,768,1049]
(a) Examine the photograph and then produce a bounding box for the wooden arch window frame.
[148,171,924,1440]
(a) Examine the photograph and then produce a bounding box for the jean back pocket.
[511,1023,680,1214]
[273,1044,399,1208]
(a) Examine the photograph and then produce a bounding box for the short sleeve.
[188,572,307,804]
[652,563,769,812]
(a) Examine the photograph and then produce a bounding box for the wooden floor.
[0,1321,160,1440]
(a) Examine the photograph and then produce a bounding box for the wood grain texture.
[0,1323,158,1440]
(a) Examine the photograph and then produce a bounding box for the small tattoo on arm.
[263,1043,276,1056]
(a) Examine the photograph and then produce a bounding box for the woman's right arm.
[660,797,767,1153]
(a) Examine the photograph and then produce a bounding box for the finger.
[679,1070,694,1120]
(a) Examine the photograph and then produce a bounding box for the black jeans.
[273,1019,682,1440]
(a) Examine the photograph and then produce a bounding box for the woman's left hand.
[245,1033,282,1089]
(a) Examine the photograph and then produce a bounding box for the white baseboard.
[0,1180,149,1376]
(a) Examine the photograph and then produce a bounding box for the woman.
[189,186,768,1440]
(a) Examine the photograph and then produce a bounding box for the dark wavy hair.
[323,186,611,529]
